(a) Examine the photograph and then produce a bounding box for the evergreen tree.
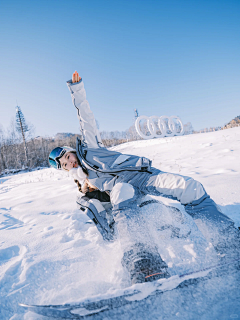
[15,106,29,165]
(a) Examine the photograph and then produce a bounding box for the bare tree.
[0,124,6,173]
[183,122,194,135]
[15,106,29,165]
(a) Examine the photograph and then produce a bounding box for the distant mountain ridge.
[55,133,79,139]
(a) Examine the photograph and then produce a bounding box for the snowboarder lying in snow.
[49,71,239,284]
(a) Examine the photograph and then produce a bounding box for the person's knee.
[181,179,206,204]
[153,173,206,204]
[110,183,135,209]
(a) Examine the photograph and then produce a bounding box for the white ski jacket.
[66,79,152,193]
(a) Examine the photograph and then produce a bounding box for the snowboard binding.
[122,243,170,284]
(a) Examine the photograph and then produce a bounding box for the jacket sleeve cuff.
[66,78,83,94]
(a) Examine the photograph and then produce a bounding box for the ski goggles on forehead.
[49,147,66,169]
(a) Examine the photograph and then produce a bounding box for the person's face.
[59,152,78,171]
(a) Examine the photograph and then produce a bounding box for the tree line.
[0,120,196,175]
[1,106,238,176]
[0,125,77,175]
[0,129,140,176]
[0,108,141,175]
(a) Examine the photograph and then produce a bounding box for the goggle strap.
[55,149,67,169]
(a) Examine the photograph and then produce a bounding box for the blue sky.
[0,0,239,137]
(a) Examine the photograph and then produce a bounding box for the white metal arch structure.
[135,115,184,140]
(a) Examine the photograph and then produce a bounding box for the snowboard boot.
[130,257,170,284]
[122,243,170,285]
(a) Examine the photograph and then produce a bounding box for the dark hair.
[74,179,82,192]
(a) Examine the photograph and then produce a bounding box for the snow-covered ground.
[1,127,240,320]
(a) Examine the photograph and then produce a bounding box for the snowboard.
[19,258,240,319]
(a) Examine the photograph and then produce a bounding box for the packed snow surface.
[1,127,240,319]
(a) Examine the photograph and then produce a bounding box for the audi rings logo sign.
[135,115,184,140]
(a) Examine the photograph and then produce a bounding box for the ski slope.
[0,127,240,320]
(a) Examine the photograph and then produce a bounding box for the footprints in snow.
[0,245,27,291]
[212,168,238,175]
[38,210,92,245]
[199,143,213,148]
[40,211,59,215]
[0,246,20,265]
[60,212,92,244]
[0,209,23,231]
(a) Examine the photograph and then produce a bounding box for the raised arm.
[67,71,103,148]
